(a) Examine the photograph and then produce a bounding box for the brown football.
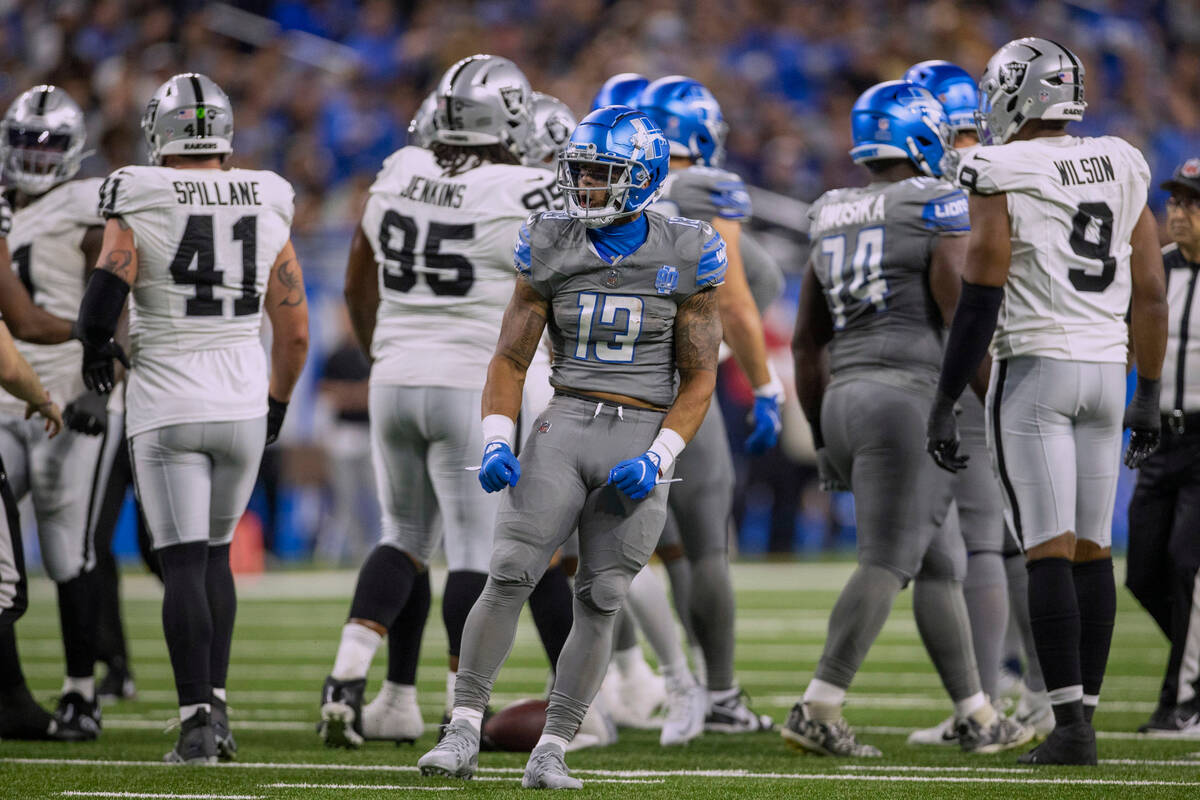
[482,698,548,752]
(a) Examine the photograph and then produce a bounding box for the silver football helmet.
[976,37,1086,145]
[142,73,234,165]
[433,54,533,159]
[0,85,88,195]
[407,91,438,149]
[523,92,577,169]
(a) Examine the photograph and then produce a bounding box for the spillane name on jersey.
[362,146,563,390]
[956,135,1151,363]
[0,179,103,416]
[808,176,969,379]
[100,165,294,436]
[516,210,727,408]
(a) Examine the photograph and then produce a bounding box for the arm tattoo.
[496,278,548,372]
[675,288,722,374]
[273,259,305,307]
[101,249,134,282]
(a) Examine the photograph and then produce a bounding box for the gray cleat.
[957,709,1034,754]
[210,696,237,761]
[781,702,882,757]
[164,709,218,765]
[522,743,583,789]
[418,719,480,779]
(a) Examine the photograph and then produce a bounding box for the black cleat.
[1138,703,1178,733]
[1017,721,1097,765]
[164,709,218,765]
[211,696,237,761]
[97,658,137,703]
[0,687,71,741]
[318,676,365,749]
[53,692,101,741]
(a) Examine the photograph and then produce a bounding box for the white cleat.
[602,662,666,729]
[906,714,958,747]
[1015,687,1055,740]
[362,684,424,742]
[660,679,707,746]
[567,697,618,751]
[522,743,582,789]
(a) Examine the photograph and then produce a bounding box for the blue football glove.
[607,452,661,500]
[745,395,782,454]
[479,441,521,493]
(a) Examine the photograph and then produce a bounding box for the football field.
[4,561,1200,799]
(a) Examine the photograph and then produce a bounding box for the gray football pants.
[454,394,671,740]
[129,418,265,549]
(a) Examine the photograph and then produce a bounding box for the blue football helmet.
[635,75,727,167]
[903,60,979,134]
[849,80,952,177]
[591,73,649,112]
[557,105,670,228]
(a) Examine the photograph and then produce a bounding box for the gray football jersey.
[807,176,969,379]
[515,210,727,407]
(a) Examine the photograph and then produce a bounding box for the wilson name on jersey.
[100,165,294,436]
[808,177,969,378]
[0,179,103,416]
[516,210,726,408]
[956,135,1151,363]
[362,146,563,390]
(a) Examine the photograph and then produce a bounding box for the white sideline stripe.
[838,766,1032,773]
[12,758,1200,786]
[854,725,1177,742]
[61,793,265,799]
[263,787,460,792]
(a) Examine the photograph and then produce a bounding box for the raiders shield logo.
[1000,61,1028,94]
[500,87,525,116]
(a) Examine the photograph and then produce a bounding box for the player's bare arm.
[710,216,771,387]
[0,238,74,344]
[343,226,380,357]
[95,217,139,285]
[929,234,970,325]
[791,264,833,436]
[662,286,722,443]
[0,320,62,437]
[962,193,1012,287]
[481,275,549,422]
[264,240,310,405]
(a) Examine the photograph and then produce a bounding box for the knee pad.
[574,569,632,616]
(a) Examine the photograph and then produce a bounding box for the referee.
[1126,158,1200,734]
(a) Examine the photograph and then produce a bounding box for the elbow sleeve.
[74,269,129,348]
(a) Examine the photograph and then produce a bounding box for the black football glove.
[1123,376,1161,469]
[81,339,129,395]
[266,396,288,446]
[926,392,969,473]
[63,390,109,436]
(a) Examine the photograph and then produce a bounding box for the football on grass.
[483,698,548,752]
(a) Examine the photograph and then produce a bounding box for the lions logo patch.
[655,265,679,295]
[1000,61,1028,93]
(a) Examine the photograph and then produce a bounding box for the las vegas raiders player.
[927,38,1167,765]
[76,72,310,764]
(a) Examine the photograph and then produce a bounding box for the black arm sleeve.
[74,269,130,348]
[935,279,1004,403]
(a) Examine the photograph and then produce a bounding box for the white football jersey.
[100,165,294,436]
[361,146,561,390]
[0,179,103,416]
[957,135,1150,363]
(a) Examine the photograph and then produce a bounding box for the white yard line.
[837,765,1033,773]
[854,725,1169,741]
[261,787,460,793]
[60,793,265,799]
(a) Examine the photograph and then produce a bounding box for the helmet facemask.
[558,146,657,228]
[2,127,82,195]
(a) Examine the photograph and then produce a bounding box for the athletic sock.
[803,677,847,717]
[0,626,26,692]
[535,732,571,752]
[442,570,488,661]
[528,564,574,671]
[56,573,96,680]
[953,690,989,719]
[158,542,212,707]
[330,623,382,681]
[449,705,483,735]
[1073,558,1115,722]
[1027,557,1084,727]
[179,702,210,722]
[386,569,430,686]
[445,671,457,713]
[62,676,95,702]
[205,545,236,691]
[347,545,418,628]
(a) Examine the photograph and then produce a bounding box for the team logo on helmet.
[546,117,570,145]
[1000,62,1028,93]
[500,87,525,116]
[1182,158,1200,179]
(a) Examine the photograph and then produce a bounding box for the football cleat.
[1144,699,1200,737]
[0,687,72,741]
[660,678,707,746]
[164,709,218,765]
[906,714,958,747]
[567,696,618,751]
[362,684,423,743]
[1137,703,1178,733]
[96,658,137,703]
[601,661,666,729]
[781,702,882,758]
[437,706,497,750]
[210,696,237,761]
[705,688,773,733]
[317,676,365,749]
[418,718,479,779]
[1014,687,1055,739]
[1017,721,1097,765]
[957,707,1034,754]
[522,743,583,789]
[53,692,101,741]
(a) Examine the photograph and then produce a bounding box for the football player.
[76,72,309,763]
[903,60,1052,745]
[418,105,725,787]
[322,55,573,749]
[786,81,1029,757]
[637,75,782,732]
[927,38,1167,765]
[0,85,121,738]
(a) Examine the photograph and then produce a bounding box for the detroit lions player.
[591,73,649,112]
[418,105,725,788]
[927,38,1167,765]
[637,75,782,732]
[76,73,310,763]
[786,81,1029,757]
[904,60,1051,746]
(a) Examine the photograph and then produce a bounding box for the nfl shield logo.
[537,420,552,434]
[605,269,619,288]
[655,265,679,295]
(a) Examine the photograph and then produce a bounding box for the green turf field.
[3,561,1199,799]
